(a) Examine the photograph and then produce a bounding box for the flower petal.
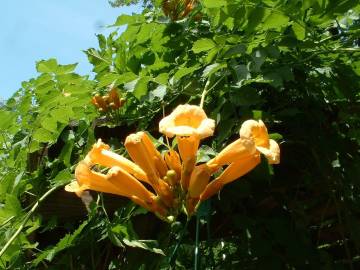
[125,132,174,207]
[200,154,261,201]
[177,135,199,190]
[72,162,126,196]
[200,179,224,201]
[240,120,269,148]
[107,166,155,202]
[188,164,212,198]
[256,139,280,164]
[216,154,261,185]
[125,132,160,184]
[177,135,200,163]
[159,104,215,139]
[87,139,150,184]
[207,138,256,167]
[141,132,168,178]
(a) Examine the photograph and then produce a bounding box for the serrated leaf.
[232,64,251,83]
[134,77,151,99]
[33,220,88,265]
[232,87,262,106]
[203,0,227,8]
[292,22,306,40]
[32,128,56,143]
[263,13,289,30]
[41,118,58,133]
[50,169,73,188]
[154,73,169,85]
[36,59,58,73]
[197,145,217,163]
[0,110,15,130]
[50,107,74,124]
[0,194,22,223]
[202,63,227,78]
[192,39,217,53]
[122,239,165,256]
[174,65,201,80]
[150,85,167,100]
[112,14,144,26]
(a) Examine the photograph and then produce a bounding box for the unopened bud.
[165,170,177,186]
[103,95,110,103]
[109,102,117,110]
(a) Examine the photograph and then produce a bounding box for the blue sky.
[0,1,141,100]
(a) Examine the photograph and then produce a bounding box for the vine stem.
[199,76,226,109]
[0,186,58,258]
[199,80,211,109]
[168,220,189,266]
[194,214,200,270]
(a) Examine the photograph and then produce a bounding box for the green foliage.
[1,0,360,269]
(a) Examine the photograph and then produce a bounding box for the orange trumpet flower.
[86,139,150,185]
[240,120,280,164]
[125,132,173,207]
[66,162,155,203]
[200,154,261,201]
[159,104,215,139]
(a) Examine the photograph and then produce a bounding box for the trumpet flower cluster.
[91,88,125,113]
[162,0,198,21]
[65,104,280,221]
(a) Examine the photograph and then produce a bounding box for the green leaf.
[36,59,58,73]
[113,14,144,26]
[203,0,227,8]
[41,118,58,133]
[154,73,169,85]
[125,77,151,99]
[50,107,74,124]
[202,63,227,78]
[0,110,15,130]
[33,220,88,265]
[269,133,283,140]
[150,85,167,100]
[56,63,78,74]
[197,145,217,163]
[0,194,22,223]
[58,131,75,167]
[174,65,201,80]
[231,64,251,83]
[50,169,73,188]
[192,39,217,53]
[232,86,262,106]
[292,22,306,40]
[97,72,137,88]
[223,44,246,58]
[122,239,165,256]
[263,13,289,30]
[32,128,56,143]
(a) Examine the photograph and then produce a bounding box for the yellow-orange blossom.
[66,104,280,220]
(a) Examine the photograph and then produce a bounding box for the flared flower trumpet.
[159,104,215,139]
[66,104,280,221]
[160,104,215,191]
